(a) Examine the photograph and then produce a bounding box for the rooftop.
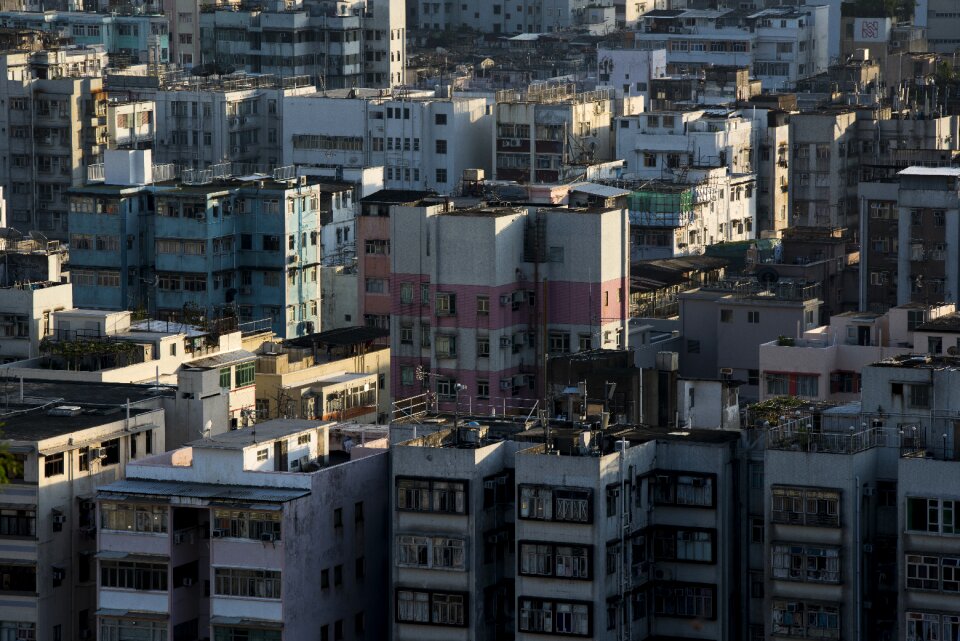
[183,350,257,370]
[283,326,389,350]
[898,166,960,177]
[360,189,437,204]
[1,403,157,443]
[188,419,328,450]
[97,478,310,504]
[916,313,960,333]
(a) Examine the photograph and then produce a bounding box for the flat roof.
[898,166,960,177]
[0,379,174,408]
[569,182,630,198]
[284,325,389,349]
[184,350,257,370]
[97,478,310,504]
[2,405,157,443]
[916,313,960,333]
[360,189,436,204]
[188,419,329,450]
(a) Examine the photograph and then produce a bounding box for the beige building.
[254,327,390,424]
[0,46,108,239]
[0,389,165,641]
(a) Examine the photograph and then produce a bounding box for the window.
[435,140,447,154]
[518,598,590,636]
[906,554,940,590]
[399,324,413,345]
[100,561,168,591]
[100,503,168,533]
[652,585,714,619]
[43,453,64,478]
[771,544,840,583]
[477,380,489,399]
[750,518,764,544]
[747,311,760,324]
[772,601,839,638]
[720,309,733,323]
[365,278,387,294]
[772,486,840,527]
[400,283,413,304]
[214,568,281,599]
[364,239,390,255]
[0,622,35,640]
[212,510,281,541]
[519,486,591,523]
[652,528,715,563]
[256,448,269,462]
[520,542,590,579]
[220,367,232,389]
[396,589,466,627]
[235,362,255,387]
[909,384,931,409]
[651,473,714,508]
[548,332,570,354]
[435,114,447,125]
[907,497,960,534]
[477,337,490,358]
[687,340,700,354]
[476,295,489,315]
[333,508,343,528]
[435,169,447,183]
[435,335,457,358]
[0,509,35,538]
[396,478,467,514]
[436,293,456,316]
[334,565,342,586]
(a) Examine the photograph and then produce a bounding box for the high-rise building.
[388,200,629,413]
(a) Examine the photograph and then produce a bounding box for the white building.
[0,393,165,641]
[629,6,829,91]
[95,419,389,641]
[597,46,667,103]
[617,108,757,258]
[0,235,71,362]
[152,74,316,170]
[284,89,493,194]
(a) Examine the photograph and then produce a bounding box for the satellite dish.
[948,346,958,356]
[756,267,780,286]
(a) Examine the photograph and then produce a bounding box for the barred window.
[214,567,281,599]
[212,510,281,541]
[101,560,168,591]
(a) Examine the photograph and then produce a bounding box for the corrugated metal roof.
[569,182,630,198]
[97,479,310,503]
[184,350,258,370]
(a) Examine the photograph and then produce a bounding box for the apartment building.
[152,74,316,170]
[752,226,858,322]
[921,0,960,52]
[788,109,860,229]
[284,89,494,194]
[617,108,757,258]
[0,46,108,239]
[356,189,434,329]
[412,0,605,34]
[0,393,165,641]
[493,84,615,184]
[106,98,154,150]
[0,235,71,362]
[678,279,822,399]
[69,151,325,338]
[390,415,742,641]
[745,96,794,234]
[254,326,390,422]
[389,200,629,413]
[199,0,405,89]
[629,6,830,90]
[0,11,169,64]
[757,303,954,402]
[95,419,389,641]
[596,45,666,102]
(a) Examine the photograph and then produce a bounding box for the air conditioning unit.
[500,294,510,305]
[654,568,674,581]
[231,146,241,154]
[299,175,308,186]
[212,528,228,538]
[52,567,66,581]
[173,532,186,544]
[500,380,511,390]
[720,368,733,377]
[499,337,511,347]
[182,577,194,587]
[260,532,277,542]
[52,514,67,525]
[88,447,107,461]
[288,254,300,264]
[863,486,876,497]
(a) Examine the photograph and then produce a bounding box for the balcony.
[766,420,892,454]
